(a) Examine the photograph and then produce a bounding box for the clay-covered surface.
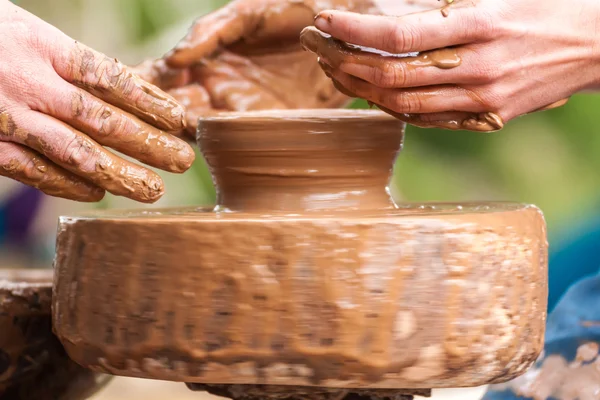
[0,269,110,400]
[197,109,406,213]
[53,202,548,389]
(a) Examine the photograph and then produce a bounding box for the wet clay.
[492,343,600,400]
[53,109,548,390]
[137,0,443,137]
[199,110,404,212]
[300,27,505,132]
[0,269,110,399]
[165,0,380,67]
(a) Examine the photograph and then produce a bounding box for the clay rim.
[55,202,543,221]
[197,109,399,123]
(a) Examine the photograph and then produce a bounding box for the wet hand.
[139,0,382,137]
[0,1,195,203]
[301,0,596,131]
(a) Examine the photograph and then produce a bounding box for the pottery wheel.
[52,203,547,391]
[0,269,110,400]
[52,110,548,398]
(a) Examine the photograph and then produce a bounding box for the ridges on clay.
[197,109,405,212]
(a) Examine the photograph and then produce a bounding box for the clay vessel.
[52,109,548,390]
[0,269,110,399]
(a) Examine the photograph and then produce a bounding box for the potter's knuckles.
[52,204,547,389]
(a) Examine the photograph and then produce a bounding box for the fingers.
[302,26,491,91]
[36,77,195,173]
[327,78,503,132]
[2,109,165,203]
[190,58,288,111]
[130,59,190,91]
[0,142,104,202]
[390,109,505,132]
[313,5,490,55]
[326,64,483,114]
[533,98,570,113]
[164,5,245,68]
[53,41,186,133]
[168,84,213,137]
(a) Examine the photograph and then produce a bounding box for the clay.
[300,27,505,132]
[159,0,382,120]
[133,0,444,137]
[0,142,105,202]
[199,110,403,212]
[53,109,548,390]
[493,342,600,400]
[164,0,379,67]
[0,269,111,399]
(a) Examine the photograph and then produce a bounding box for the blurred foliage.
[17,0,600,245]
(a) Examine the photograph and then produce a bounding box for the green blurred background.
[8,0,600,264]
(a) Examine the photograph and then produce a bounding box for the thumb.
[164,5,248,68]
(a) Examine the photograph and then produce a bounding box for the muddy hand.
[165,0,379,67]
[144,0,388,137]
[0,1,195,203]
[133,54,289,138]
[301,0,589,132]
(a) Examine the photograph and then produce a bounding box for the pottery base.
[53,202,548,390]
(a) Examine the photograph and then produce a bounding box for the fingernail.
[141,174,165,203]
[84,186,106,202]
[175,143,196,173]
[314,12,333,29]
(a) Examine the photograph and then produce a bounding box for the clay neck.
[197,110,405,213]
[213,170,398,213]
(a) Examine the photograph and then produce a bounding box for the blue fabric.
[483,269,600,399]
[548,215,600,311]
[0,185,43,247]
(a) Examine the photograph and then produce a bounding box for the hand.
[300,0,593,131]
[137,0,385,137]
[0,1,195,203]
